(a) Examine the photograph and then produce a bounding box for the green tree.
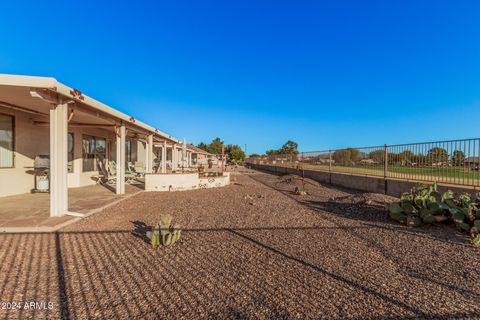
[333,148,360,166]
[249,153,261,158]
[279,140,299,155]
[266,149,280,155]
[197,142,208,152]
[265,140,299,155]
[369,150,385,163]
[427,147,448,164]
[207,138,224,155]
[225,144,246,163]
[400,150,414,161]
[452,150,466,166]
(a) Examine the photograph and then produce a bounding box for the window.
[125,140,132,166]
[0,113,14,168]
[82,135,106,172]
[68,133,74,173]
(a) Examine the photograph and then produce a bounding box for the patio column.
[172,143,177,170]
[146,134,153,173]
[116,125,126,194]
[49,102,69,217]
[162,141,167,173]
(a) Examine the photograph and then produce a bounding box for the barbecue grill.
[33,155,49,193]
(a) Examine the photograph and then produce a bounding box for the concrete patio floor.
[0,183,143,230]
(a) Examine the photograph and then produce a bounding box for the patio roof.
[0,73,179,144]
[187,144,213,155]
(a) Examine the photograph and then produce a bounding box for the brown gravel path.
[0,169,479,319]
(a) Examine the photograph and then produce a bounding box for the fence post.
[384,144,388,194]
[301,152,305,178]
[384,144,388,179]
[329,150,332,185]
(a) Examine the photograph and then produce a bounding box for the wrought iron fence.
[246,138,480,187]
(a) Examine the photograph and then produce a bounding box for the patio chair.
[134,162,145,175]
[108,161,137,183]
[98,160,116,185]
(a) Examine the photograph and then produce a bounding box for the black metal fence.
[246,138,480,187]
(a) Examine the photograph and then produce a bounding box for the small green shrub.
[388,184,480,243]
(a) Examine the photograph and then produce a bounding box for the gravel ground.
[1,169,479,319]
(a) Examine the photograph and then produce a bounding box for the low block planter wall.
[145,172,230,192]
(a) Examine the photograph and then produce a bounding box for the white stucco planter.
[145,172,230,192]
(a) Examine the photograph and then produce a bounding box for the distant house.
[359,159,377,165]
[464,157,480,169]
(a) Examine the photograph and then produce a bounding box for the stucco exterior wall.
[0,107,49,196]
[0,106,142,197]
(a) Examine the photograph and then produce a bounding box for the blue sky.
[1,1,479,154]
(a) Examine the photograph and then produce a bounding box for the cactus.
[145,214,182,248]
[407,215,421,227]
[159,214,182,246]
[387,183,480,243]
[419,208,435,224]
[473,234,480,247]
[146,227,161,248]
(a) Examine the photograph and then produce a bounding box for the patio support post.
[146,134,153,173]
[162,141,167,173]
[116,125,126,194]
[172,143,177,170]
[49,102,69,217]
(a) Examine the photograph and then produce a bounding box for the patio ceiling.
[0,74,179,144]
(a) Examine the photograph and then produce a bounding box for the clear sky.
[1,1,479,154]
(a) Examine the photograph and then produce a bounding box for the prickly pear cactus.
[387,183,480,243]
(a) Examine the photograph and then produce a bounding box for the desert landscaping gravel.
[1,168,479,319]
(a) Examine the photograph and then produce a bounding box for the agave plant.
[146,227,160,248]
[146,214,182,247]
[159,214,182,246]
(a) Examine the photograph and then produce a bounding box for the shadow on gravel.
[245,173,480,303]
[1,225,480,319]
[131,220,152,244]
[249,172,471,246]
[305,199,471,246]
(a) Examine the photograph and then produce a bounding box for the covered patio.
[0,184,142,231]
[0,74,188,229]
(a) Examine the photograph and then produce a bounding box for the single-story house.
[464,157,479,169]
[0,74,197,217]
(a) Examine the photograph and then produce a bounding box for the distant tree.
[333,149,350,165]
[369,150,385,163]
[225,144,246,163]
[197,142,208,152]
[347,148,361,162]
[249,153,261,158]
[333,148,361,166]
[427,147,448,164]
[266,149,280,155]
[388,153,400,165]
[452,150,466,166]
[412,154,427,166]
[400,150,414,161]
[279,140,299,155]
[207,138,224,155]
[265,140,299,155]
